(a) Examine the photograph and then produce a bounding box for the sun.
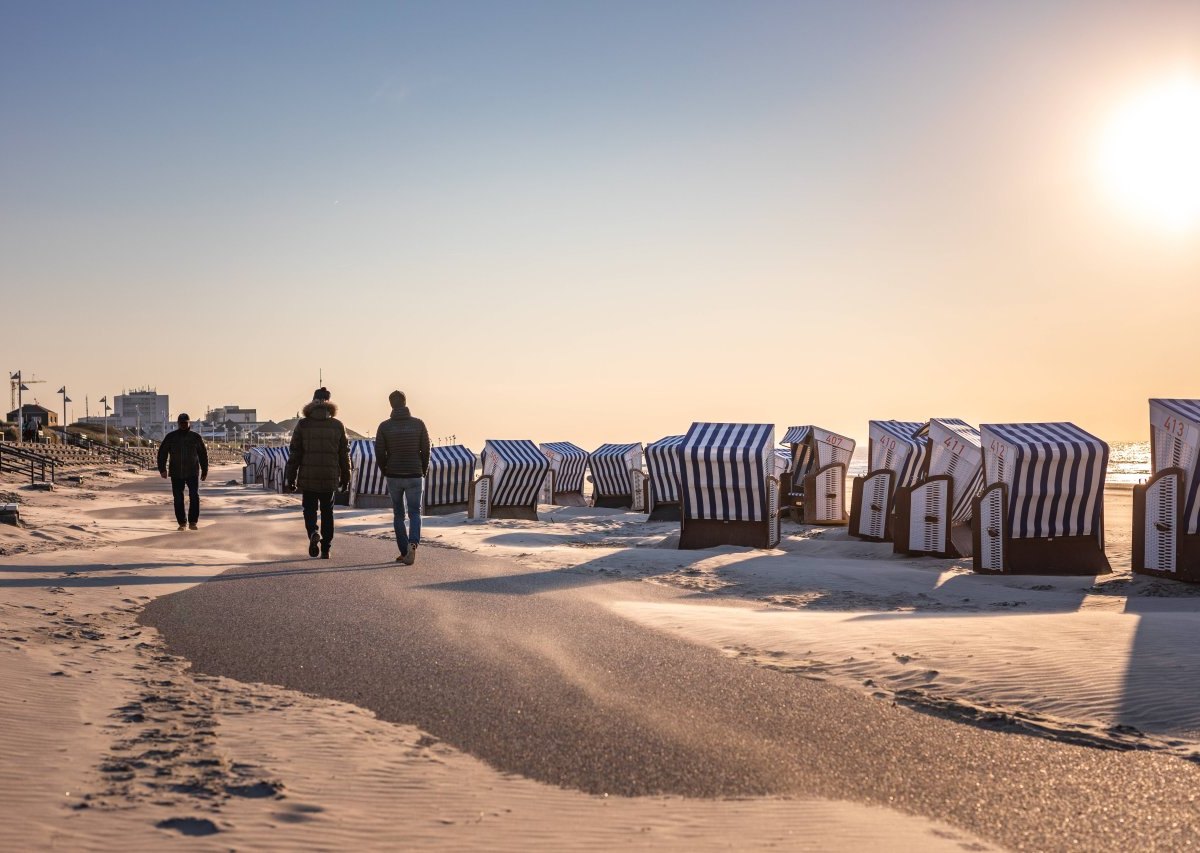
[1096,72,1200,233]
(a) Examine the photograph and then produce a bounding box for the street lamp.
[10,371,29,441]
[57,386,71,445]
[99,396,110,445]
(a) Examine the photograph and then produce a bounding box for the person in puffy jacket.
[285,387,351,559]
[157,413,209,530]
[374,390,430,565]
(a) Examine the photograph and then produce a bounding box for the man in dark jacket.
[157,413,209,531]
[284,388,351,559]
[375,390,430,565]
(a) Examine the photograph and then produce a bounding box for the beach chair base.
[972,535,1110,575]
[489,504,539,521]
[892,477,970,557]
[679,518,776,550]
[593,494,633,510]
[349,493,391,510]
[647,502,681,522]
[424,502,468,517]
[552,491,588,507]
[1132,469,1200,582]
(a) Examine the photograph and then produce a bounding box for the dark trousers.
[171,475,200,525]
[302,491,335,546]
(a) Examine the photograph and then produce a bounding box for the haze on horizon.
[2,0,1197,450]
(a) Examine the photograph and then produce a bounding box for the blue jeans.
[386,477,423,556]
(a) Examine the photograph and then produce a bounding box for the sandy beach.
[2,461,1198,851]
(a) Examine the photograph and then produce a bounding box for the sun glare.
[1097,73,1200,233]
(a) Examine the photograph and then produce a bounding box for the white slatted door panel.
[539,471,555,504]
[910,480,948,554]
[1145,473,1179,572]
[862,471,892,540]
[768,477,780,546]
[814,465,844,523]
[470,477,491,520]
[631,469,647,512]
[978,486,1006,571]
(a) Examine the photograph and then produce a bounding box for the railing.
[0,442,57,484]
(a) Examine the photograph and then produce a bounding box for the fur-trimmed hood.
[302,400,338,419]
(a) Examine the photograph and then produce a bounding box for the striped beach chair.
[348,439,389,509]
[893,419,983,557]
[539,442,588,506]
[973,423,1110,574]
[1134,399,1200,581]
[589,443,646,510]
[470,440,550,521]
[678,423,780,550]
[425,444,477,515]
[259,446,291,494]
[780,426,855,524]
[849,420,926,542]
[243,447,267,485]
[645,435,685,521]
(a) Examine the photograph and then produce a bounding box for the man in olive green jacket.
[284,387,351,559]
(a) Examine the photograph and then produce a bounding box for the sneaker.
[177,523,187,531]
[402,543,418,566]
[395,552,407,563]
[308,531,321,558]
[188,523,198,530]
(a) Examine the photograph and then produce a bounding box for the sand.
[1,460,1189,851]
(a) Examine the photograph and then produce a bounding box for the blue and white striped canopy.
[680,422,775,522]
[980,422,1108,539]
[1149,399,1200,535]
[589,443,642,497]
[781,426,812,445]
[646,435,685,506]
[540,442,588,494]
[868,420,927,489]
[254,446,291,491]
[783,425,855,481]
[427,444,476,507]
[349,439,386,496]
[926,418,983,524]
[483,440,550,507]
[773,447,792,474]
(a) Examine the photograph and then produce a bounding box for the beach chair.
[893,419,983,557]
[780,426,855,524]
[256,446,291,494]
[348,439,390,509]
[587,443,646,510]
[645,435,685,521]
[469,440,549,521]
[424,444,477,515]
[972,423,1110,574]
[539,442,588,506]
[849,421,926,542]
[678,422,780,550]
[1134,399,1200,581]
[242,448,265,485]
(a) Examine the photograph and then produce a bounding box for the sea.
[845,441,1151,487]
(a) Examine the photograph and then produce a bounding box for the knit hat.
[312,387,331,402]
[177,413,190,423]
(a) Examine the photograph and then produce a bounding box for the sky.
[2,0,1198,448]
